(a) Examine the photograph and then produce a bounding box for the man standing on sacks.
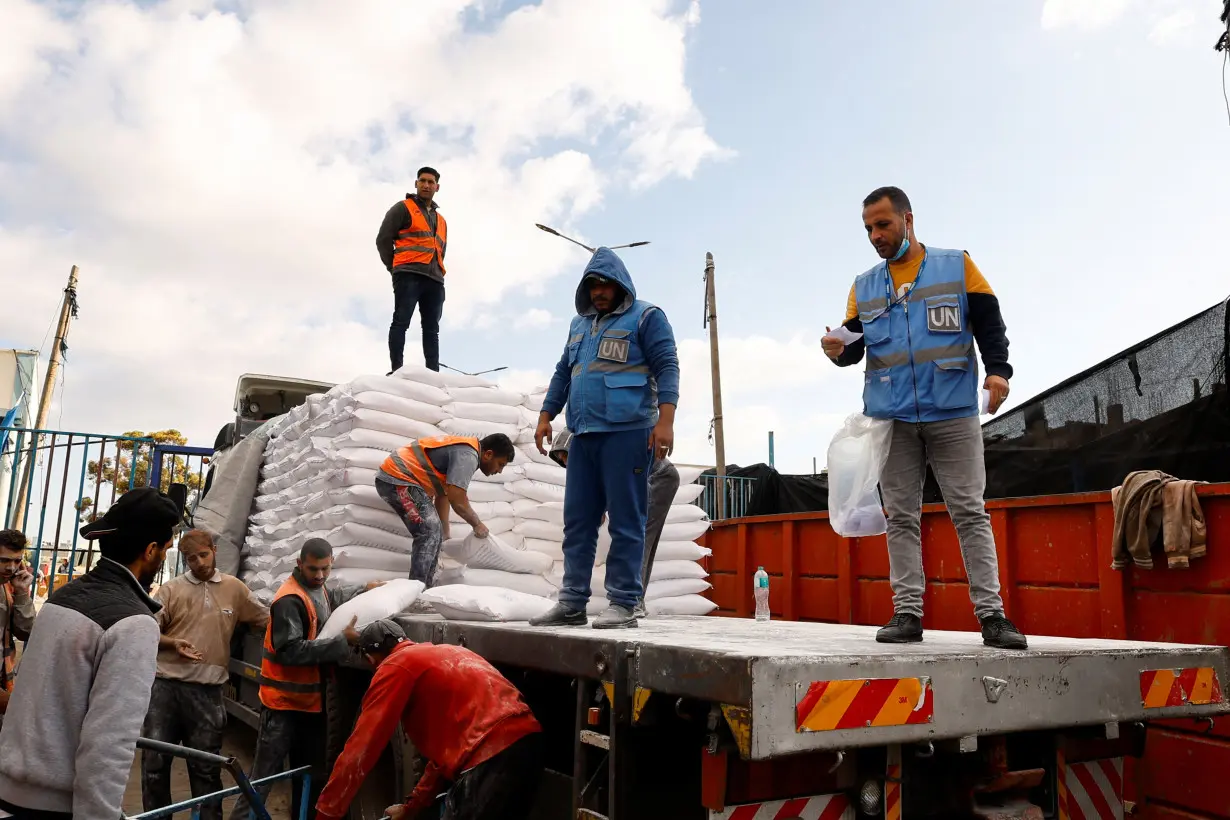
[531,247,680,630]
[821,186,1027,650]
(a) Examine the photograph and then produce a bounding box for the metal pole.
[14,266,78,530]
[704,253,727,520]
[768,431,775,469]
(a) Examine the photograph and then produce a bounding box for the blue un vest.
[853,247,979,423]
[564,300,659,435]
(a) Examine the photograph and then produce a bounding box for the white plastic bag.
[317,578,425,638]
[826,412,893,538]
[420,585,555,622]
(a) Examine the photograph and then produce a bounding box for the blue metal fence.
[696,474,757,521]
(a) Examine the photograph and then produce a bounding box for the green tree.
[83,430,207,520]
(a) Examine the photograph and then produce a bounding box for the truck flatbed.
[391,614,1230,760]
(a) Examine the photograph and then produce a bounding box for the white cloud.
[1148,8,1199,45]
[0,0,728,445]
[1040,0,1130,30]
[514,308,554,331]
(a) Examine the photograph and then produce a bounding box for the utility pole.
[14,266,79,530]
[704,253,727,519]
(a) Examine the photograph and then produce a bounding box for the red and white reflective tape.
[709,793,853,820]
[1057,754,1123,820]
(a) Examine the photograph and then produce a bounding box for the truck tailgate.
[393,615,1230,760]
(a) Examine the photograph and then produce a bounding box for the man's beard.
[138,561,165,590]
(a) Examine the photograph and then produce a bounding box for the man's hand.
[10,565,33,598]
[472,522,490,539]
[365,580,387,592]
[649,417,675,459]
[172,639,205,663]
[382,804,413,820]
[342,615,362,647]
[0,688,10,715]
[534,412,554,455]
[984,375,1010,414]
[821,326,845,361]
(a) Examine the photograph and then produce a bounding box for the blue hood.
[575,247,637,316]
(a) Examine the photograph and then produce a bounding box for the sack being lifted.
[826,412,893,538]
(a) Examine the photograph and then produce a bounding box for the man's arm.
[435,493,452,541]
[73,615,160,820]
[825,284,865,367]
[641,308,679,455]
[446,486,486,537]
[269,597,353,665]
[405,763,443,813]
[9,573,36,641]
[315,656,421,820]
[963,254,1012,380]
[238,585,271,630]
[376,201,408,272]
[540,345,573,420]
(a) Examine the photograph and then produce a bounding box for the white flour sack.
[509,479,565,504]
[328,568,406,587]
[649,560,709,582]
[516,443,558,467]
[436,568,558,598]
[317,579,426,639]
[460,533,552,575]
[655,541,712,562]
[676,466,704,485]
[420,585,555,622]
[513,519,563,541]
[466,483,517,504]
[350,372,451,406]
[328,546,412,573]
[666,504,708,524]
[315,408,443,442]
[649,595,717,616]
[660,520,711,542]
[446,385,526,406]
[674,483,705,504]
[447,402,523,426]
[334,390,451,426]
[300,485,389,515]
[438,417,521,441]
[521,461,567,486]
[446,501,515,521]
[646,578,712,600]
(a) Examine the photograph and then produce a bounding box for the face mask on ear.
[889,217,911,262]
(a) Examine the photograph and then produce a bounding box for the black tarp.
[702,464,829,516]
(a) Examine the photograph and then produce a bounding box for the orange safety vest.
[1,585,14,693]
[392,198,447,274]
[380,436,480,499]
[259,576,323,713]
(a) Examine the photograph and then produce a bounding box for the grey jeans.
[880,415,1005,621]
[641,459,681,591]
[141,679,227,820]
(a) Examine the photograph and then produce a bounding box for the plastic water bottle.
[754,566,770,623]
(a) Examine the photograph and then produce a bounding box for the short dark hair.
[300,538,333,561]
[0,530,26,554]
[417,166,440,182]
[863,186,912,214]
[179,529,215,553]
[480,433,516,462]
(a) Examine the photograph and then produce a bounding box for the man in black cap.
[0,487,181,820]
[316,621,542,820]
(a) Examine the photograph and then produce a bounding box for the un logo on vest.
[597,338,630,363]
[926,303,962,333]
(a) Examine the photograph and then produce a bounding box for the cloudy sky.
[2,0,1228,474]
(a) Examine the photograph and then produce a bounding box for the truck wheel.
[326,668,425,820]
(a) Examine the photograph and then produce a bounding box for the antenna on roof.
[535,224,650,253]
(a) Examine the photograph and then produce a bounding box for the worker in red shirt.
[315,621,542,820]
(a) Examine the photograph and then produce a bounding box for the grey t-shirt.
[426,444,480,491]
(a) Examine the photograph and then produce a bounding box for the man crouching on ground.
[315,621,542,820]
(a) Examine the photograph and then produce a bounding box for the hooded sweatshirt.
[542,248,680,434]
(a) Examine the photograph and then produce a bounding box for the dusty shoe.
[981,614,1028,650]
[633,599,648,619]
[592,604,638,630]
[876,612,923,644]
[529,603,587,627]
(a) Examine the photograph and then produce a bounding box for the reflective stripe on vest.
[259,577,322,712]
[853,247,979,423]
[392,199,447,274]
[379,436,481,498]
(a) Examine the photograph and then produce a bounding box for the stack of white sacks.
[240,366,716,619]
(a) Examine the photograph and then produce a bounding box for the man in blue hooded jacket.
[530,248,680,629]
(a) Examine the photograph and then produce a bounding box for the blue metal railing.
[128,738,309,820]
[696,474,757,521]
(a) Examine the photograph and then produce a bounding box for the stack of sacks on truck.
[239,366,715,617]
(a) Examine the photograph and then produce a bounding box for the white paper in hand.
[827,325,864,345]
[317,578,425,639]
[980,388,992,415]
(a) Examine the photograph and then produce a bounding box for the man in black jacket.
[229,539,382,820]
[376,166,447,374]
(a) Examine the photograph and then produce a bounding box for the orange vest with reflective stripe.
[380,436,480,499]
[392,199,447,274]
[1,585,14,693]
[259,576,322,713]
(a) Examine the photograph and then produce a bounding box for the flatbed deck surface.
[393,615,1230,758]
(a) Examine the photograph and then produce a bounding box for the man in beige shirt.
[141,530,269,820]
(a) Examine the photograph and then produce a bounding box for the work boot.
[980,614,1028,650]
[633,599,648,619]
[876,612,923,643]
[529,603,587,627]
[592,604,638,630]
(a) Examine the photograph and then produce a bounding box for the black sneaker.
[981,614,1028,650]
[529,603,587,627]
[876,613,923,643]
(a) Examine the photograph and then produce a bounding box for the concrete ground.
[121,720,295,820]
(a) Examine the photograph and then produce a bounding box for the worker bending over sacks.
[549,429,680,618]
[315,621,543,820]
[376,433,516,586]
[230,539,385,820]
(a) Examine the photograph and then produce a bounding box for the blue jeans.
[389,272,445,371]
[558,428,652,610]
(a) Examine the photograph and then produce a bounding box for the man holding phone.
[0,530,35,715]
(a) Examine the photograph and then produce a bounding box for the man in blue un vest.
[823,187,1027,650]
[530,247,680,629]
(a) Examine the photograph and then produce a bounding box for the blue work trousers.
[558,428,653,610]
